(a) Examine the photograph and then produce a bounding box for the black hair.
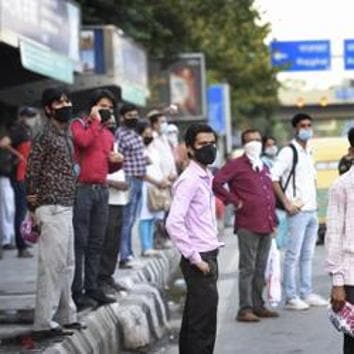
[41,87,70,109]
[241,129,261,145]
[148,112,164,125]
[262,136,276,151]
[184,123,217,148]
[136,120,150,136]
[348,127,354,147]
[291,112,312,127]
[120,104,138,116]
[89,89,117,110]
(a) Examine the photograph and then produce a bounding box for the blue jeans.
[139,219,154,252]
[283,211,318,300]
[120,176,143,262]
[11,180,28,250]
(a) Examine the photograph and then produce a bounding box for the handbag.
[147,186,171,212]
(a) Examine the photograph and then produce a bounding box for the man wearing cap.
[71,89,123,309]
[272,113,327,310]
[9,107,39,258]
[27,88,82,335]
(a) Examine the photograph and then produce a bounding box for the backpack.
[276,143,298,210]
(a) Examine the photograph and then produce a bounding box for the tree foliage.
[77,0,279,129]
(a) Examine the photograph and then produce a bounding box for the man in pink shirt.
[166,123,222,354]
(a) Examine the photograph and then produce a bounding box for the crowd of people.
[167,114,354,354]
[0,87,185,335]
[1,87,354,353]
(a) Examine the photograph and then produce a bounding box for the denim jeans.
[120,176,143,262]
[284,211,318,300]
[11,180,28,250]
[139,219,154,252]
[72,185,109,295]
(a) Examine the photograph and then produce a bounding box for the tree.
[77,0,279,131]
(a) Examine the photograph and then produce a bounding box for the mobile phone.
[99,109,112,122]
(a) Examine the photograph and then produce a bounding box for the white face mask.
[160,122,169,135]
[244,141,262,160]
[264,145,278,157]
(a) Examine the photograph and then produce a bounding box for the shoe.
[285,297,310,311]
[3,244,16,250]
[141,249,159,257]
[74,294,98,311]
[33,327,73,338]
[119,259,141,269]
[107,280,127,292]
[302,293,328,307]
[18,249,33,258]
[236,310,260,322]
[119,260,134,269]
[253,307,279,318]
[86,289,116,305]
[63,322,87,330]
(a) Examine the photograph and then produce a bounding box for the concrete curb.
[44,248,179,354]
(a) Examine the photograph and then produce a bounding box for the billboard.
[0,0,80,62]
[112,30,149,106]
[80,29,105,74]
[151,53,207,121]
[271,40,331,71]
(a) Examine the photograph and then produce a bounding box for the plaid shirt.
[116,127,147,177]
[325,166,354,286]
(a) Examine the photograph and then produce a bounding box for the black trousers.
[179,250,219,354]
[344,286,354,354]
[72,185,109,295]
[11,180,28,250]
[98,205,124,285]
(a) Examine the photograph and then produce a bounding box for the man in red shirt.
[71,89,123,310]
[213,129,278,322]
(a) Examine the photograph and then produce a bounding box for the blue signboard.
[271,40,331,71]
[208,85,226,134]
[344,40,354,70]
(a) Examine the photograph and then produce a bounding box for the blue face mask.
[297,128,313,141]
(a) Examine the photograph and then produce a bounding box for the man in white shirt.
[98,168,129,293]
[272,113,327,310]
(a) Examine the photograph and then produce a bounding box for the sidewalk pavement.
[0,226,178,352]
[152,229,342,354]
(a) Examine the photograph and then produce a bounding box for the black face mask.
[53,106,72,123]
[193,144,217,165]
[124,118,138,129]
[143,137,153,146]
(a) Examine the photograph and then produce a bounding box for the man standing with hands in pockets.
[166,123,223,354]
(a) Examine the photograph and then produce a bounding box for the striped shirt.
[116,127,147,177]
[325,166,354,286]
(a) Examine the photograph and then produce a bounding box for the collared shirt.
[71,118,120,184]
[325,166,354,286]
[116,126,147,177]
[150,132,177,178]
[213,154,276,234]
[166,160,222,265]
[26,121,76,207]
[271,139,317,211]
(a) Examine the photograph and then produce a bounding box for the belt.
[199,249,219,258]
[77,183,108,190]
